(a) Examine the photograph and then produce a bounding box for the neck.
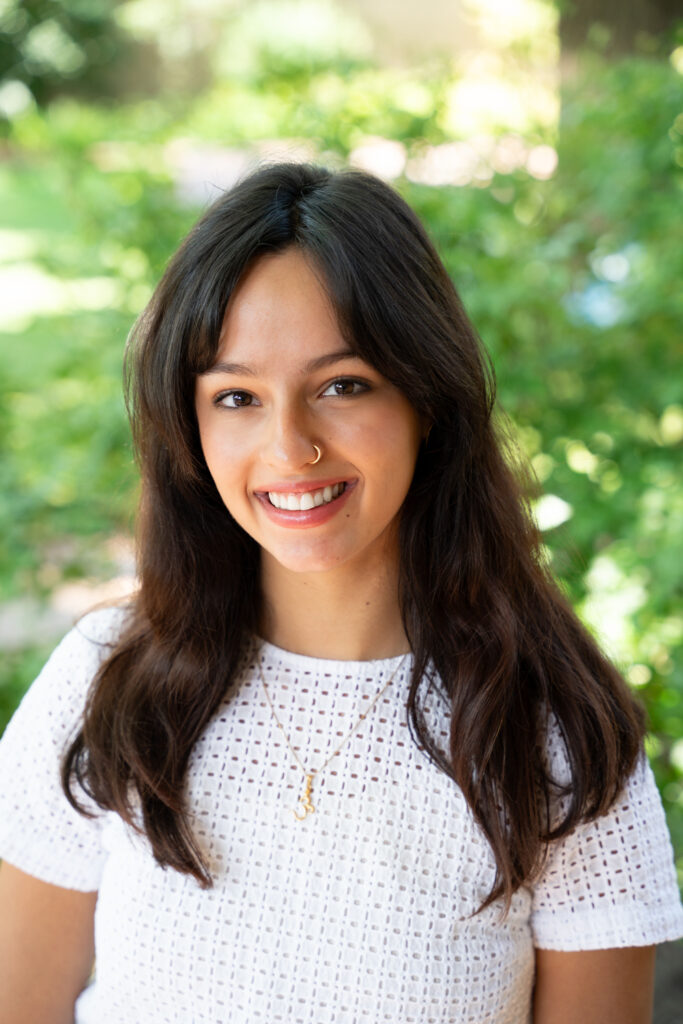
[259,553,410,661]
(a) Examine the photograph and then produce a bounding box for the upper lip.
[255,476,354,495]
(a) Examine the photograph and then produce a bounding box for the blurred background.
[0,0,681,989]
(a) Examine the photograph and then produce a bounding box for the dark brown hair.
[62,162,645,908]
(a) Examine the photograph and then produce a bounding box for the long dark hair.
[63,162,645,908]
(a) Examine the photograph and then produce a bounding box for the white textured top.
[1,607,682,1024]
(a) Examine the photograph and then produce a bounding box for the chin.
[263,538,357,576]
[272,552,347,575]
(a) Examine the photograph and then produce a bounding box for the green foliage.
[0,141,194,602]
[0,43,681,877]
[0,645,55,730]
[0,0,131,109]
[211,0,374,85]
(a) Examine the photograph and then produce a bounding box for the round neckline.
[254,636,412,674]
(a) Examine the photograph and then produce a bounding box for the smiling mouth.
[267,482,347,511]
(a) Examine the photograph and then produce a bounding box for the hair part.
[63,162,645,908]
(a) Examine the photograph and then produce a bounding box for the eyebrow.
[201,349,364,377]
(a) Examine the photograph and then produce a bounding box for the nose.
[261,400,318,471]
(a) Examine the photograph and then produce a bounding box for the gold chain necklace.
[257,651,407,822]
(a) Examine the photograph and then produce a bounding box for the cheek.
[342,398,420,450]
[353,413,421,493]
[197,422,249,499]
[367,406,421,459]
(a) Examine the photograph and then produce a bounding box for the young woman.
[0,162,681,1024]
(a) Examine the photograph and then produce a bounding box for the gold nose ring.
[310,444,322,465]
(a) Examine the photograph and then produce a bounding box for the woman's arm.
[0,860,97,1024]
[533,946,656,1024]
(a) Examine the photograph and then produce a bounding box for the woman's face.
[194,247,424,578]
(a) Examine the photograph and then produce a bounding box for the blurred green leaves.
[0,0,130,109]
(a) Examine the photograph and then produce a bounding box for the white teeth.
[267,483,345,511]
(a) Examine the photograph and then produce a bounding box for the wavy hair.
[63,162,645,908]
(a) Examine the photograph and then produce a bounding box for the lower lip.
[255,482,356,529]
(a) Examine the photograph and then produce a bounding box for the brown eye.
[322,378,369,397]
[217,391,256,408]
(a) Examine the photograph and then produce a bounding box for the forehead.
[216,248,346,365]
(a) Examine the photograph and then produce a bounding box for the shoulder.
[47,603,130,683]
[48,603,131,678]
[5,604,131,735]
[71,603,131,649]
[0,606,130,890]
[529,705,683,948]
[531,749,683,949]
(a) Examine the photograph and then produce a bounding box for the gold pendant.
[293,773,315,821]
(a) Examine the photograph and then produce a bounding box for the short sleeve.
[0,606,127,891]
[531,752,683,950]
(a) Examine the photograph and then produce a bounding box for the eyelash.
[213,390,256,409]
[321,377,371,398]
[213,377,371,408]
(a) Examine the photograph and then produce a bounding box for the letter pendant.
[293,773,315,821]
